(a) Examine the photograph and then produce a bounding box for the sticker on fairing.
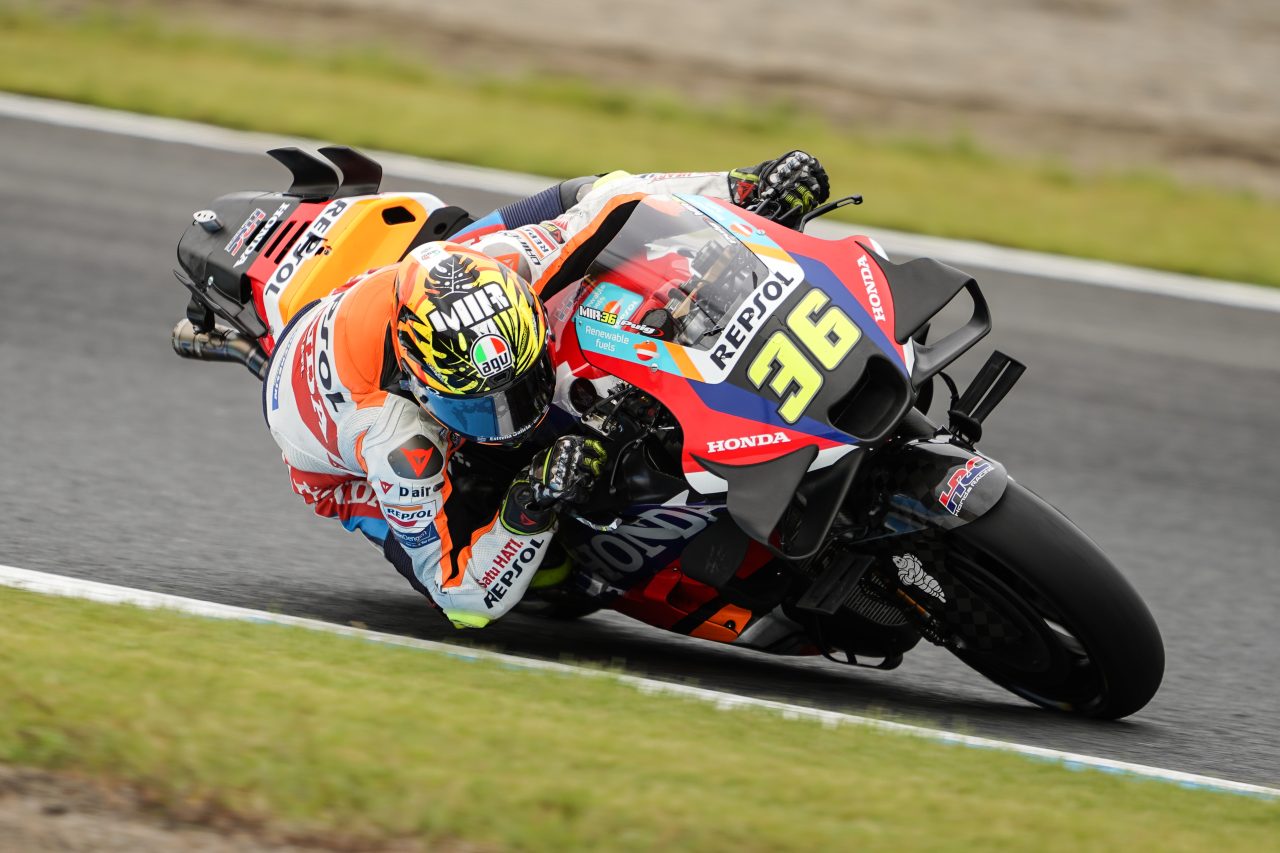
[573,282,691,376]
[939,457,994,516]
[224,208,266,256]
[893,553,946,602]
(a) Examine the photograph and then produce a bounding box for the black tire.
[942,482,1164,719]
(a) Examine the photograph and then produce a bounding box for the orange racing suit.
[262,171,737,627]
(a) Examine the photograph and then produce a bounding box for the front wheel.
[939,482,1164,719]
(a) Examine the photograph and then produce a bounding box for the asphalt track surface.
[2,114,1278,786]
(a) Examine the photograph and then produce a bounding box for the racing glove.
[728,150,831,228]
[499,436,608,534]
[529,436,608,509]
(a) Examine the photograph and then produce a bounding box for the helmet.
[394,242,554,444]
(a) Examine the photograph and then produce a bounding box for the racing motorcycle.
[171,146,1164,719]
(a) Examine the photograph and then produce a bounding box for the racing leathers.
[263,169,747,628]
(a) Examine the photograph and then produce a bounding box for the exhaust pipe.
[172,318,269,379]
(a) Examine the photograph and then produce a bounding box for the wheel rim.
[940,547,1110,714]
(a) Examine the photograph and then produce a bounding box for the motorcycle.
[171,146,1164,719]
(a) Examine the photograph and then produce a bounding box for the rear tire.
[943,482,1164,719]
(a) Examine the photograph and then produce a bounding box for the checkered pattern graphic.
[863,534,1024,653]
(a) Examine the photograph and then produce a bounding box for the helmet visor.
[411,352,555,444]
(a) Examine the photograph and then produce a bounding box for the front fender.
[866,437,1008,535]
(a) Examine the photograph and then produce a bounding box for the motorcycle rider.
[262,151,829,629]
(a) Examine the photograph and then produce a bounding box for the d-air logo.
[224,208,265,256]
[706,431,791,453]
[427,284,512,333]
[892,553,946,602]
[396,482,436,501]
[709,271,797,371]
[482,537,546,609]
[471,334,513,378]
[939,457,993,515]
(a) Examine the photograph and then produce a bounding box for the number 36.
[746,290,860,423]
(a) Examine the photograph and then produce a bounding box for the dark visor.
[410,353,554,444]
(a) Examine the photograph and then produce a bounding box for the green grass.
[1,7,1279,287]
[1,586,1276,851]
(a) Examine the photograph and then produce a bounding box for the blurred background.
[34,0,1280,192]
[1,2,1278,845]
[9,0,1279,283]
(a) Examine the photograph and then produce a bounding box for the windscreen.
[580,197,772,351]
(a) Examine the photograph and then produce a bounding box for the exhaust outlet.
[172,318,269,379]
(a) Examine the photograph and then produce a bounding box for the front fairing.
[545,194,918,500]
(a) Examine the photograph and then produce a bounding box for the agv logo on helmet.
[393,243,553,444]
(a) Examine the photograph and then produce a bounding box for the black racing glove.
[728,150,831,228]
[501,437,608,533]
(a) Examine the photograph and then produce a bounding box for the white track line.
[1,564,1276,800]
[3,91,1279,314]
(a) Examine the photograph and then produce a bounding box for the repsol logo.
[706,431,791,453]
[857,255,887,323]
[383,503,437,526]
[428,284,511,333]
[482,537,545,608]
[263,199,349,298]
[709,272,796,371]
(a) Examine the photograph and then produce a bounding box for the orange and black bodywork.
[175,146,473,359]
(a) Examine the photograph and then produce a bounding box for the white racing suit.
[263,171,737,627]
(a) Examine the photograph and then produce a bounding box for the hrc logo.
[939,457,993,515]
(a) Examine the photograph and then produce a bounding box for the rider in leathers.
[263,152,830,629]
